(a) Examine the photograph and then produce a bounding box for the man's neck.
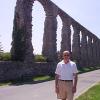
[64,59,69,64]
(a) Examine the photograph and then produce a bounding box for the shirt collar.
[61,60,70,64]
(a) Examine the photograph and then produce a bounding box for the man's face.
[63,53,70,60]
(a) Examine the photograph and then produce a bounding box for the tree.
[0,39,3,60]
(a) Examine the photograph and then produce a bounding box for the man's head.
[63,51,70,62]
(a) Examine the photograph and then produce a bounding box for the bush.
[0,52,11,61]
[34,55,46,62]
[0,53,47,62]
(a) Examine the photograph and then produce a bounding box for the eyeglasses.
[63,54,70,57]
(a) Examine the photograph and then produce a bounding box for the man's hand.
[55,86,59,93]
[72,86,76,93]
[55,74,59,93]
[73,73,78,93]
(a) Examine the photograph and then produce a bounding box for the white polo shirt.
[55,60,78,80]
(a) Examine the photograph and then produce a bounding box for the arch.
[11,0,58,62]
[32,1,45,54]
[80,31,82,47]
[56,15,62,52]
[70,25,74,52]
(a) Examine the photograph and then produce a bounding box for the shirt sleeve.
[73,63,78,74]
[55,63,60,75]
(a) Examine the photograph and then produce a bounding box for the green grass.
[33,75,54,82]
[78,66,100,74]
[34,55,46,62]
[0,52,11,61]
[75,82,100,100]
[0,76,54,86]
[0,82,11,86]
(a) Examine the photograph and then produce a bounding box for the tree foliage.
[0,41,3,60]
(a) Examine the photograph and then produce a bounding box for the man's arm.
[73,73,78,93]
[55,74,59,93]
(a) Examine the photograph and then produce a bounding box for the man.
[55,51,78,100]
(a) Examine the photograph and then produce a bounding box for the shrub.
[0,42,3,60]
[34,55,46,62]
[0,52,11,61]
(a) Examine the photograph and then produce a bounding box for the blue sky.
[0,0,100,54]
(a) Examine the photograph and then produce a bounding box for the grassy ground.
[75,82,100,100]
[33,75,54,81]
[0,82,11,86]
[78,66,100,74]
[0,75,54,86]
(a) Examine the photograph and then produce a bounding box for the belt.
[59,80,73,82]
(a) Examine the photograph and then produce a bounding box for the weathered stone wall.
[0,61,56,82]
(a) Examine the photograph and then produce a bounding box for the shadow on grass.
[9,76,54,86]
[78,66,100,74]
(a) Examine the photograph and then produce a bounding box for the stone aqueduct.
[11,0,100,67]
[0,0,100,82]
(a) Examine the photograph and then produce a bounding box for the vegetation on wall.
[34,54,47,62]
[0,41,3,60]
[0,52,47,62]
[0,52,11,61]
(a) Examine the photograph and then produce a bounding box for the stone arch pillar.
[96,39,100,65]
[72,23,81,67]
[81,30,88,67]
[59,21,71,55]
[98,40,100,65]
[41,2,58,62]
[92,37,98,66]
[87,35,93,66]
[60,18,71,54]
[11,0,34,62]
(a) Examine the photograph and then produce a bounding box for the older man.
[55,51,78,100]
